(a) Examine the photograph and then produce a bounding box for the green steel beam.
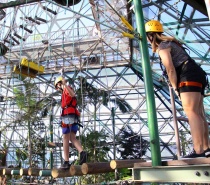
[133,0,161,166]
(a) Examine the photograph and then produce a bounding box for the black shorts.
[176,59,207,95]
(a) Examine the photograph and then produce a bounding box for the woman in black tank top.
[145,20,209,159]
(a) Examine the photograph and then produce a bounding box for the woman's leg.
[63,133,71,161]
[180,91,205,154]
[199,96,209,150]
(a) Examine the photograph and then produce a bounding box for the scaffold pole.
[133,0,161,167]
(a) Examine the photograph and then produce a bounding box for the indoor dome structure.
[0,0,209,184]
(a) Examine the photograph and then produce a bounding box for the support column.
[133,0,161,166]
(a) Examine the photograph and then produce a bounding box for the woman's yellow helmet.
[145,20,163,33]
[54,76,63,89]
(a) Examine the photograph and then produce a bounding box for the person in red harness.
[55,76,87,168]
[145,20,209,159]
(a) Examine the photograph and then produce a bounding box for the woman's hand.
[174,89,181,101]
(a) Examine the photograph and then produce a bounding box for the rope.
[46,0,137,40]
[152,0,182,19]
[176,3,187,36]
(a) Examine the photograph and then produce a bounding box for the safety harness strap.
[178,81,202,88]
[62,122,83,128]
[61,97,77,115]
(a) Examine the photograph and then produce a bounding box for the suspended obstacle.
[2,168,52,177]
[51,168,72,178]
[19,168,28,176]
[19,25,33,34]
[3,168,12,175]
[13,58,44,78]
[28,168,41,176]
[81,162,114,175]
[11,169,20,175]
[0,159,209,184]
[53,0,81,6]
[110,159,145,169]
[39,169,52,177]
[0,168,3,176]
[14,32,26,41]
[69,165,83,176]
[0,42,8,56]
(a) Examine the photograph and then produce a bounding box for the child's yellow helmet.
[54,76,63,88]
[145,20,163,33]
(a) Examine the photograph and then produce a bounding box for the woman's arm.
[158,48,178,90]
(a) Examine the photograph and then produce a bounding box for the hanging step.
[4,39,15,46]
[0,9,5,21]
[19,25,33,34]
[10,36,20,45]
[35,16,47,23]
[52,0,81,6]
[13,58,44,78]
[25,16,40,25]
[0,42,8,56]
[42,6,57,15]
[14,32,26,41]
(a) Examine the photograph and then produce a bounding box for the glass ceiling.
[0,0,209,182]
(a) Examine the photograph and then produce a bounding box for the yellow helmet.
[145,20,163,33]
[54,76,63,88]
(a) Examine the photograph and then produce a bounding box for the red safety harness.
[179,81,202,88]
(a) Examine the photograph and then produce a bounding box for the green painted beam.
[133,0,161,166]
[11,169,20,175]
[39,169,52,176]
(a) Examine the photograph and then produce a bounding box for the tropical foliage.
[117,125,149,159]
[13,79,55,168]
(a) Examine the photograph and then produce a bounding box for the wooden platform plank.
[81,162,114,175]
[134,158,210,168]
[110,159,145,169]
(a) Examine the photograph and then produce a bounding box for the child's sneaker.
[79,151,87,165]
[60,161,71,169]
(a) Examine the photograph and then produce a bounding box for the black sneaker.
[204,148,210,158]
[181,149,205,159]
[60,161,71,169]
[79,151,87,165]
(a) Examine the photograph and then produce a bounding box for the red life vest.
[61,86,80,116]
